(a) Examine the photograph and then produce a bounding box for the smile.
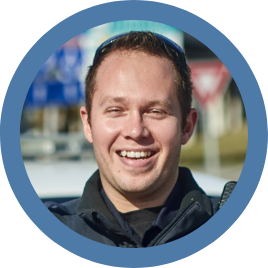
[117,150,156,160]
[116,149,157,168]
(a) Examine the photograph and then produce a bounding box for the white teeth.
[120,151,153,158]
[135,152,141,158]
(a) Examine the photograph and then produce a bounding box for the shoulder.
[44,198,99,239]
[44,197,115,244]
[44,198,80,215]
[44,198,83,228]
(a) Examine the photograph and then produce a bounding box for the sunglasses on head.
[93,32,187,70]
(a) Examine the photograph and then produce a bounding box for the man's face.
[81,51,196,199]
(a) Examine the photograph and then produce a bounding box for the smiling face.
[81,51,197,207]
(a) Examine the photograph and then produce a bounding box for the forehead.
[96,50,175,80]
[93,51,178,106]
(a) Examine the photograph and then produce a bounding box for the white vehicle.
[24,160,228,201]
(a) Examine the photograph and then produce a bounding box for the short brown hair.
[85,31,193,129]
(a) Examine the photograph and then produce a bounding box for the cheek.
[100,120,121,134]
[91,118,122,149]
[150,119,181,148]
[162,131,181,149]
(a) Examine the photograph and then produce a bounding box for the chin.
[115,174,159,194]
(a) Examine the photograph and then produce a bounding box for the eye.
[106,107,126,117]
[150,109,165,114]
[107,107,121,113]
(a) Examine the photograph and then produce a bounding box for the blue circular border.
[1,1,267,267]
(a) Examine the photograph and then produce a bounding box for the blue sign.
[25,42,84,107]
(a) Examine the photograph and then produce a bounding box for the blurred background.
[20,21,247,199]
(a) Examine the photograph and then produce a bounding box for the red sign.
[188,60,232,109]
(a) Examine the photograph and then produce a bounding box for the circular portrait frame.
[1,1,267,267]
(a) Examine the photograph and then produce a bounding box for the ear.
[181,108,198,145]
[80,106,93,143]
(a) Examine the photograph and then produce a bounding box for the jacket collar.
[76,167,212,228]
[76,170,122,228]
[178,167,212,216]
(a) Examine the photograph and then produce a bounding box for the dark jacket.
[45,167,221,248]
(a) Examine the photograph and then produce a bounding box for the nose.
[122,111,150,140]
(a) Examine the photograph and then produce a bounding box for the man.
[46,32,234,247]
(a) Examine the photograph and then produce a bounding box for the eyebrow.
[99,96,127,106]
[146,100,173,111]
[99,96,173,111]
